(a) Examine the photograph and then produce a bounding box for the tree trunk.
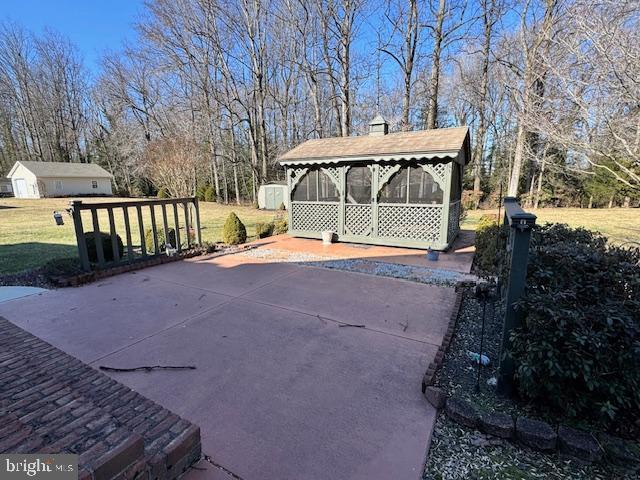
[533,155,546,209]
[425,0,446,130]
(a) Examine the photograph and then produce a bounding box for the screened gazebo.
[279,117,470,250]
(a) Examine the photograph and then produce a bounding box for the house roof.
[8,161,113,179]
[279,126,470,164]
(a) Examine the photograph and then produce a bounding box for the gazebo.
[278,116,470,250]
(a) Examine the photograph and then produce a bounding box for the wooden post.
[136,205,146,257]
[122,206,134,262]
[173,202,181,252]
[70,200,90,272]
[149,205,159,254]
[193,197,202,246]
[161,204,170,250]
[107,207,120,263]
[183,201,191,248]
[90,207,105,268]
[497,197,537,397]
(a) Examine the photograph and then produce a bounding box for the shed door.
[344,166,373,237]
[273,187,283,209]
[265,187,275,209]
[14,179,27,197]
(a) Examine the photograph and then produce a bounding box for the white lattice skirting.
[345,204,372,236]
[378,205,442,242]
[291,202,339,232]
[447,201,461,242]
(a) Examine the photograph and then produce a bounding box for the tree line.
[0,0,638,208]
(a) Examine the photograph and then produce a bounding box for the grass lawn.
[0,197,279,275]
[463,207,640,245]
[1,197,638,275]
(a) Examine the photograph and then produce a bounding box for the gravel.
[423,414,616,480]
[239,249,479,286]
[305,259,479,286]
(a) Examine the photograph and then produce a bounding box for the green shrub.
[157,187,169,198]
[278,202,286,211]
[510,223,640,430]
[255,221,274,238]
[196,184,207,201]
[144,228,177,253]
[204,185,216,202]
[85,231,124,263]
[222,212,247,245]
[474,214,503,274]
[272,217,288,235]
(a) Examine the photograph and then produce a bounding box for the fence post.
[193,197,202,246]
[497,197,536,397]
[69,200,90,272]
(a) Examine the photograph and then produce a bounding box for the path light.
[53,211,64,226]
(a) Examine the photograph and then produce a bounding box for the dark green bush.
[144,228,177,253]
[204,186,216,202]
[278,202,286,211]
[196,184,207,201]
[222,212,247,245]
[510,223,640,431]
[272,217,288,235]
[255,221,274,238]
[474,214,503,274]
[157,187,169,198]
[85,231,124,263]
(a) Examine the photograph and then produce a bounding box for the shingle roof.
[10,161,113,178]
[279,126,469,163]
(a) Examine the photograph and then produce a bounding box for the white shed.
[7,161,113,198]
[257,182,288,210]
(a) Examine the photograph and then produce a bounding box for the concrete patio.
[0,239,466,480]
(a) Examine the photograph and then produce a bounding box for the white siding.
[37,177,112,197]
[10,164,40,198]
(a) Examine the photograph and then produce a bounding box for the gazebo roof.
[279,126,469,165]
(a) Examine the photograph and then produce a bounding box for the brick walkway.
[0,316,201,480]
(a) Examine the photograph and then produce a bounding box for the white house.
[7,161,113,198]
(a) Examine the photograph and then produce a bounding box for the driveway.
[0,251,457,480]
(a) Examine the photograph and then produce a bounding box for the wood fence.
[68,198,202,271]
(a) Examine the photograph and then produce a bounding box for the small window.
[346,166,372,204]
[55,180,63,191]
[292,169,338,202]
[379,165,443,204]
[92,180,98,189]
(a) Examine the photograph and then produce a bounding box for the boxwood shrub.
[222,212,247,245]
[509,224,640,433]
[85,231,124,263]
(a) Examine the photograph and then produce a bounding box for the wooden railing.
[69,197,202,271]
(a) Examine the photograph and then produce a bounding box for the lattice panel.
[377,164,402,193]
[291,202,339,232]
[421,163,447,188]
[321,167,341,188]
[290,168,309,189]
[378,205,442,242]
[448,201,461,242]
[345,204,372,236]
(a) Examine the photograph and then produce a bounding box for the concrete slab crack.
[203,454,245,480]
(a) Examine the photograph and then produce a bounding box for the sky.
[0,0,144,74]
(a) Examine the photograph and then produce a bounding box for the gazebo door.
[343,165,374,238]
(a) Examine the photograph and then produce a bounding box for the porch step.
[0,316,201,480]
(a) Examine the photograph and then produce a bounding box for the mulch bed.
[423,287,637,479]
